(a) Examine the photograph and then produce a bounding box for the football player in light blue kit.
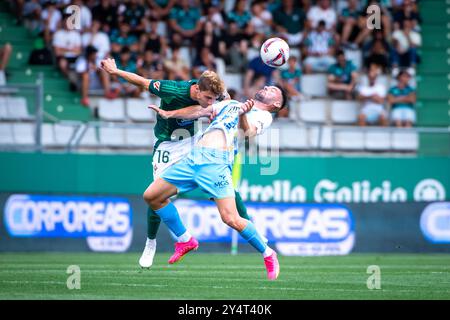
[143,86,286,280]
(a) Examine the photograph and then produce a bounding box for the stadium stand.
[0,0,448,155]
[415,0,450,155]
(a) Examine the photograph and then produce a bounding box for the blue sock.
[154,202,186,237]
[240,221,267,253]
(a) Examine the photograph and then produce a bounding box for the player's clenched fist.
[101,58,118,75]
[241,99,255,114]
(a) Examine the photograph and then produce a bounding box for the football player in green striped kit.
[100,58,251,267]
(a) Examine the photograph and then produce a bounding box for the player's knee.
[221,214,239,229]
[143,190,158,206]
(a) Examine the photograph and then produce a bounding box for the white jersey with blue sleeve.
[245,107,273,135]
[160,100,274,199]
[202,100,274,148]
[202,99,242,148]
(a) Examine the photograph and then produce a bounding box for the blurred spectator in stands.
[163,44,190,80]
[363,30,392,72]
[272,0,306,46]
[148,0,176,20]
[280,56,302,101]
[169,0,202,46]
[338,0,361,49]
[140,17,168,59]
[327,49,358,100]
[192,47,217,79]
[120,0,146,37]
[111,46,141,97]
[0,43,12,84]
[52,14,82,77]
[357,65,388,126]
[195,21,221,58]
[200,3,225,33]
[227,0,252,34]
[9,0,24,23]
[246,74,266,100]
[248,0,273,37]
[354,0,392,47]
[92,0,118,33]
[302,20,336,73]
[387,70,416,127]
[301,0,313,13]
[243,56,279,98]
[138,49,165,81]
[82,20,110,60]
[227,88,238,100]
[392,0,421,31]
[22,0,42,34]
[391,18,421,69]
[76,45,115,107]
[41,0,62,45]
[53,0,69,11]
[307,0,337,31]
[219,21,248,73]
[265,0,281,12]
[71,0,92,32]
[110,22,139,59]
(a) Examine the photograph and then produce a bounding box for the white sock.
[177,231,192,243]
[262,246,274,258]
[146,238,156,246]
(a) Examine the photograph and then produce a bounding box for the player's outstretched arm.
[101,58,151,89]
[148,104,213,120]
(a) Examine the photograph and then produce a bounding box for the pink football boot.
[168,237,199,264]
[264,251,280,280]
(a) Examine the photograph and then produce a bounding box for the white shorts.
[391,108,416,123]
[152,135,201,179]
[361,104,386,123]
[280,32,303,46]
[303,55,336,72]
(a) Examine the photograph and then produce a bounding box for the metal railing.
[0,73,44,151]
[1,75,449,155]
[68,121,155,152]
[330,126,450,152]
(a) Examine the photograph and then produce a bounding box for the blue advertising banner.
[1,193,449,254]
[173,199,355,256]
[420,202,450,244]
[3,194,133,252]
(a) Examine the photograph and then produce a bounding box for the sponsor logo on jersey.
[176,119,194,127]
[214,175,230,188]
[153,81,160,91]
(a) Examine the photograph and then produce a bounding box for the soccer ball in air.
[260,37,290,68]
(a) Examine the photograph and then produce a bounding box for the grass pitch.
[0,252,449,300]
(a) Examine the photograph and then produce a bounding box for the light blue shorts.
[160,147,235,199]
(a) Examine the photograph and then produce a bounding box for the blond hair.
[197,70,225,97]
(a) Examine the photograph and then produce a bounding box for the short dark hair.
[227,88,237,100]
[85,45,98,57]
[318,20,326,27]
[275,85,288,109]
[336,49,345,58]
[170,44,181,52]
[121,46,131,54]
[397,70,411,79]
